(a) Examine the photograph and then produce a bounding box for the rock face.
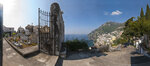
[88,22,124,48]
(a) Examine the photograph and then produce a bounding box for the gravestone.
[17,26,25,37]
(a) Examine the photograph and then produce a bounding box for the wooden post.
[0,4,3,66]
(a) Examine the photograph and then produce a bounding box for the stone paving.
[60,46,150,66]
[3,38,150,66]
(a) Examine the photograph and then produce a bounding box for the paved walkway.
[3,38,150,66]
[3,39,58,66]
[61,46,150,66]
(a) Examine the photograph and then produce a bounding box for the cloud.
[111,10,122,15]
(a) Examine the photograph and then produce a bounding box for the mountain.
[88,22,124,42]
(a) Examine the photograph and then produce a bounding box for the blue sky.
[1,0,150,34]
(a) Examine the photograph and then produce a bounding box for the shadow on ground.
[131,56,150,66]
[55,57,64,66]
[130,51,150,66]
[55,51,107,66]
[65,51,107,60]
[23,50,40,58]
[130,51,140,55]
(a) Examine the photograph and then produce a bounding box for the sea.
[65,34,94,47]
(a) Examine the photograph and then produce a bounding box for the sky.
[0,0,150,34]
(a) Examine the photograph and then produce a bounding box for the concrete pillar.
[0,4,3,66]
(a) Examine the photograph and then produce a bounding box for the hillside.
[88,22,124,42]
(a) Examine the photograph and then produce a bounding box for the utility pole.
[0,4,3,66]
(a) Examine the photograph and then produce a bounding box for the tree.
[123,17,136,38]
[125,17,134,27]
[145,4,150,20]
[143,20,150,34]
[140,8,144,18]
[136,16,144,36]
[122,4,150,46]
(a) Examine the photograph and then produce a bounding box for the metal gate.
[38,8,55,55]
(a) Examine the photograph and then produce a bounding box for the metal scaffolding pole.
[38,8,40,51]
[0,4,3,66]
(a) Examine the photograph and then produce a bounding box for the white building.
[3,26,15,32]
[3,25,15,36]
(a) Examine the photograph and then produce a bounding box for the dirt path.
[61,46,150,66]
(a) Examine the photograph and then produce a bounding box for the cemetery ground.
[3,38,150,66]
[3,39,58,66]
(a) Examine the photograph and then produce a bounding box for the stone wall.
[39,3,64,55]
[50,3,64,55]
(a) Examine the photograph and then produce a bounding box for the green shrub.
[111,43,118,46]
[113,37,127,45]
[12,32,16,36]
[64,39,89,51]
